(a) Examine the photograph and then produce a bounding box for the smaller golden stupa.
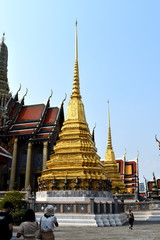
[38,22,111,191]
[104,102,126,192]
[151,172,159,200]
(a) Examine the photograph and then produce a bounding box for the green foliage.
[0,191,24,210]
[12,209,26,225]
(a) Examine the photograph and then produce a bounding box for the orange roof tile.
[16,104,45,122]
[44,108,58,125]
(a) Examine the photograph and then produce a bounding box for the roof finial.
[24,88,28,98]
[62,93,67,104]
[91,123,96,142]
[75,20,78,61]
[155,134,160,150]
[18,84,21,93]
[49,89,53,99]
[2,33,5,43]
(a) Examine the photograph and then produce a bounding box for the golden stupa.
[104,102,126,192]
[39,22,111,191]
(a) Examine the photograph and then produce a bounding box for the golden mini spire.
[71,20,81,99]
[124,149,127,160]
[107,101,112,150]
[75,20,78,61]
[136,151,139,161]
[104,102,126,192]
[151,172,159,199]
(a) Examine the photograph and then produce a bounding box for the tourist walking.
[16,209,38,240]
[40,205,58,240]
[0,201,14,240]
[128,209,134,230]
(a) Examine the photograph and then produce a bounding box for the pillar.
[114,195,118,214]
[25,142,32,190]
[43,141,48,170]
[90,198,95,214]
[9,138,18,190]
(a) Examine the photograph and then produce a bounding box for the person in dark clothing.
[128,209,134,230]
[0,201,14,240]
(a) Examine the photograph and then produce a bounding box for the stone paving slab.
[12,222,160,240]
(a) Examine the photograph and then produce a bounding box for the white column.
[43,141,48,170]
[25,142,32,189]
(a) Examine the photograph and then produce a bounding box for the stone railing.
[34,198,123,215]
[113,193,135,200]
[124,202,150,211]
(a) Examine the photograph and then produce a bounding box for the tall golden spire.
[66,21,85,121]
[71,20,81,99]
[75,20,78,61]
[107,101,112,149]
[38,22,110,191]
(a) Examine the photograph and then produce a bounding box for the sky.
[1,0,160,183]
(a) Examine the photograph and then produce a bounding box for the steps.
[36,213,128,227]
[133,211,160,221]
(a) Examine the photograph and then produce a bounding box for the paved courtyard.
[12,222,160,240]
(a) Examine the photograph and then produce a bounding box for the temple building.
[38,22,111,192]
[0,35,64,191]
[116,152,139,193]
[103,103,126,193]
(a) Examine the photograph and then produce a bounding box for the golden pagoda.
[39,22,110,191]
[104,102,126,192]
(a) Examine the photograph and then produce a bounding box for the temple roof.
[0,91,64,141]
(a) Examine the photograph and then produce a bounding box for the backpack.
[0,213,11,239]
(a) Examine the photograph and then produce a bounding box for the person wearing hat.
[40,205,58,240]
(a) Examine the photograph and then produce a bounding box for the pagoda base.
[36,190,113,202]
[36,213,127,227]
